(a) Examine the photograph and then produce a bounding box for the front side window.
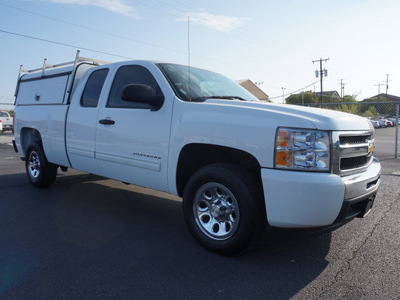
[81,68,109,107]
[157,63,258,102]
[107,65,163,109]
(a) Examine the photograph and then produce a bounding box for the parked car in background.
[0,119,3,134]
[384,119,394,127]
[374,119,387,128]
[387,118,400,125]
[370,120,381,129]
[0,111,13,133]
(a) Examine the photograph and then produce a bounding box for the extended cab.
[13,53,381,254]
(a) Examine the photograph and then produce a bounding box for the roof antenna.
[187,16,191,101]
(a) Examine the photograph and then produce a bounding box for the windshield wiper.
[190,96,245,102]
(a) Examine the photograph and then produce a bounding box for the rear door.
[66,66,110,174]
[95,62,173,192]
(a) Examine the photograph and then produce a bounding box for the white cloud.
[179,11,247,32]
[42,0,137,18]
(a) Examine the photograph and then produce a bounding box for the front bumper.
[261,158,381,228]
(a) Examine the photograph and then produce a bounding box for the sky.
[1,0,399,109]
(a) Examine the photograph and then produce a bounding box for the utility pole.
[385,74,391,100]
[312,58,329,106]
[281,87,286,104]
[374,83,384,101]
[338,79,347,99]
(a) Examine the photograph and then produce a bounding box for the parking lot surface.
[1,131,400,299]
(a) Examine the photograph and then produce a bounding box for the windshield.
[157,63,258,102]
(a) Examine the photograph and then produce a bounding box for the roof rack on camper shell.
[17,50,109,78]
[14,51,110,101]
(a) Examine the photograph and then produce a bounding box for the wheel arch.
[20,128,43,156]
[176,143,262,197]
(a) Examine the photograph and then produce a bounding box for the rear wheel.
[25,143,58,188]
[183,163,265,255]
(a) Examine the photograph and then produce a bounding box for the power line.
[0,2,240,65]
[0,1,256,56]
[0,1,291,69]
[269,81,319,100]
[0,2,187,55]
[0,29,135,59]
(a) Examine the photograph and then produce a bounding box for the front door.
[95,63,173,192]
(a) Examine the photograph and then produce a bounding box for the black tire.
[183,163,265,255]
[25,143,58,188]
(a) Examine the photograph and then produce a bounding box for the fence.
[307,101,400,161]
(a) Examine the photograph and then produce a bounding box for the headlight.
[275,128,331,172]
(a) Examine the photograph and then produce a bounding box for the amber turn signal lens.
[275,151,287,166]
[277,131,287,147]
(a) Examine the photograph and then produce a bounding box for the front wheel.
[25,143,58,188]
[183,163,265,255]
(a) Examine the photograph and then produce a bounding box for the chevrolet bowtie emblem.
[367,142,374,156]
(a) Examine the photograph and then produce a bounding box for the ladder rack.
[18,50,110,77]
[15,50,110,99]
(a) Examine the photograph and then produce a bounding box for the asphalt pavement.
[0,131,400,299]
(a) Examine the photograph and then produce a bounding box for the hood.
[204,100,373,131]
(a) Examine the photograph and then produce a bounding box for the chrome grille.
[339,135,372,145]
[340,156,371,170]
[332,131,374,176]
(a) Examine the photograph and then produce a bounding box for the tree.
[360,97,392,116]
[285,91,318,105]
[362,106,379,117]
[336,104,360,115]
[342,95,358,103]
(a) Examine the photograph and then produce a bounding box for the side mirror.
[121,84,164,111]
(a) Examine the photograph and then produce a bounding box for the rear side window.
[107,65,163,109]
[81,68,109,107]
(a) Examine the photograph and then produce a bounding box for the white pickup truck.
[13,53,381,254]
[0,111,13,134]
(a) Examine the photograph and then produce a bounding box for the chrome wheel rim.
[193,182,239,240]
[28,151,41,180]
